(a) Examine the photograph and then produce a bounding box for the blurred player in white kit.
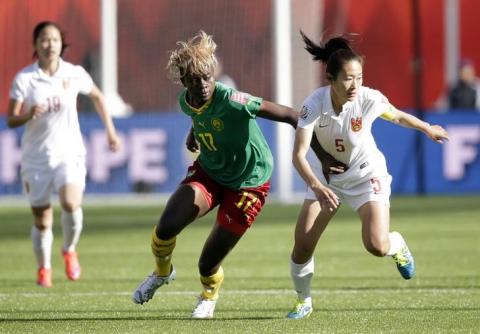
[7,21,121,287]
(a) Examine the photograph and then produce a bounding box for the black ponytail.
[300,31,363,80]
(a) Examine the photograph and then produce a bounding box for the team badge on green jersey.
[211,118,224,131]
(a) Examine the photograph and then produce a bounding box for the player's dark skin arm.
[257,100,348,181]
[185,100,348,181]
[186,126,199,153]
[257,100,298,127]
[309,133,348,183]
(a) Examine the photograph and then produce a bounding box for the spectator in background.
[448,59,480,111]
[6,21,121,288]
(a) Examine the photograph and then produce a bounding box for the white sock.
[61,208,83,253]
[386,231,406,256]
[31,226,53,269]
[290,257,314,305]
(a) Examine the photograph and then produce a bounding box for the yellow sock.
[150,226,176,276]
[200,266,224,300]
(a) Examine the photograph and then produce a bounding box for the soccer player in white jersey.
[286,32,449,319]
[7,21,121,287]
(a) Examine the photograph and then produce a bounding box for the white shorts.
[305,175,392,211]
[21,157,86,207]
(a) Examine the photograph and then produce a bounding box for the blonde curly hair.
[166,31,218,84]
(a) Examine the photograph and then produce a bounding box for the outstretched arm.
[258,100,348,180]
[257,100,298,128]
[310,133,348,183]
[381,104,449,143]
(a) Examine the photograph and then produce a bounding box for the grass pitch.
[0,196,479,333]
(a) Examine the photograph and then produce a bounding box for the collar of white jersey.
[34,58,66,80]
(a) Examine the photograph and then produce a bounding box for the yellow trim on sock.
[150,226,176,276]
[200,266,224,300]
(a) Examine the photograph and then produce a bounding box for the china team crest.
[350,117,362,132]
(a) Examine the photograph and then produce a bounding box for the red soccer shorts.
[181,161,270,235]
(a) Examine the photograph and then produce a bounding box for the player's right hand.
[186,127,200,153]
[311,183,339,212]
[29,105,46,120]
[310,133,348,183]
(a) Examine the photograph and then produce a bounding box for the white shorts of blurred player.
[21,157,86,207]
[305,174,392,211]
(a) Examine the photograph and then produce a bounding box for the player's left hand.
[108,133,122,152]
[426,124,449,144]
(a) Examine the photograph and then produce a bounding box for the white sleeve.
[362,87,390,119]
[364,87,389,104]
[361,99,390,120]
[297,103,319,131]
[9,73,26,102]
[373,101,391,119]
[76,66,94,95]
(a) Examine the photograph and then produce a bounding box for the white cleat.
[191,296,217,319]
[132,267,176,304]
[286,300,313,319]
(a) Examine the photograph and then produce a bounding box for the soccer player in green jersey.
[131,30,292,318]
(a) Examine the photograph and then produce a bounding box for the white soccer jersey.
[298,86,390,189]
[10,59,93,169]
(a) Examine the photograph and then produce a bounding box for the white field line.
[0,288,475,298]
[0,193,304,207]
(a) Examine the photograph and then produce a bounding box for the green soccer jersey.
[179,82,274,189]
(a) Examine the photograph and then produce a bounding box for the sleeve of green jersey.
[228,91,263,118]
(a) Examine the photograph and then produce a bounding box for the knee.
[156,216,178,240]
[34,217,52,230]
[363,236,389,257]
[34,221,51,231]
[61,201,80,213]
[32,209,52,230]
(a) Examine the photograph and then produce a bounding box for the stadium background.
[0,0,479,199]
